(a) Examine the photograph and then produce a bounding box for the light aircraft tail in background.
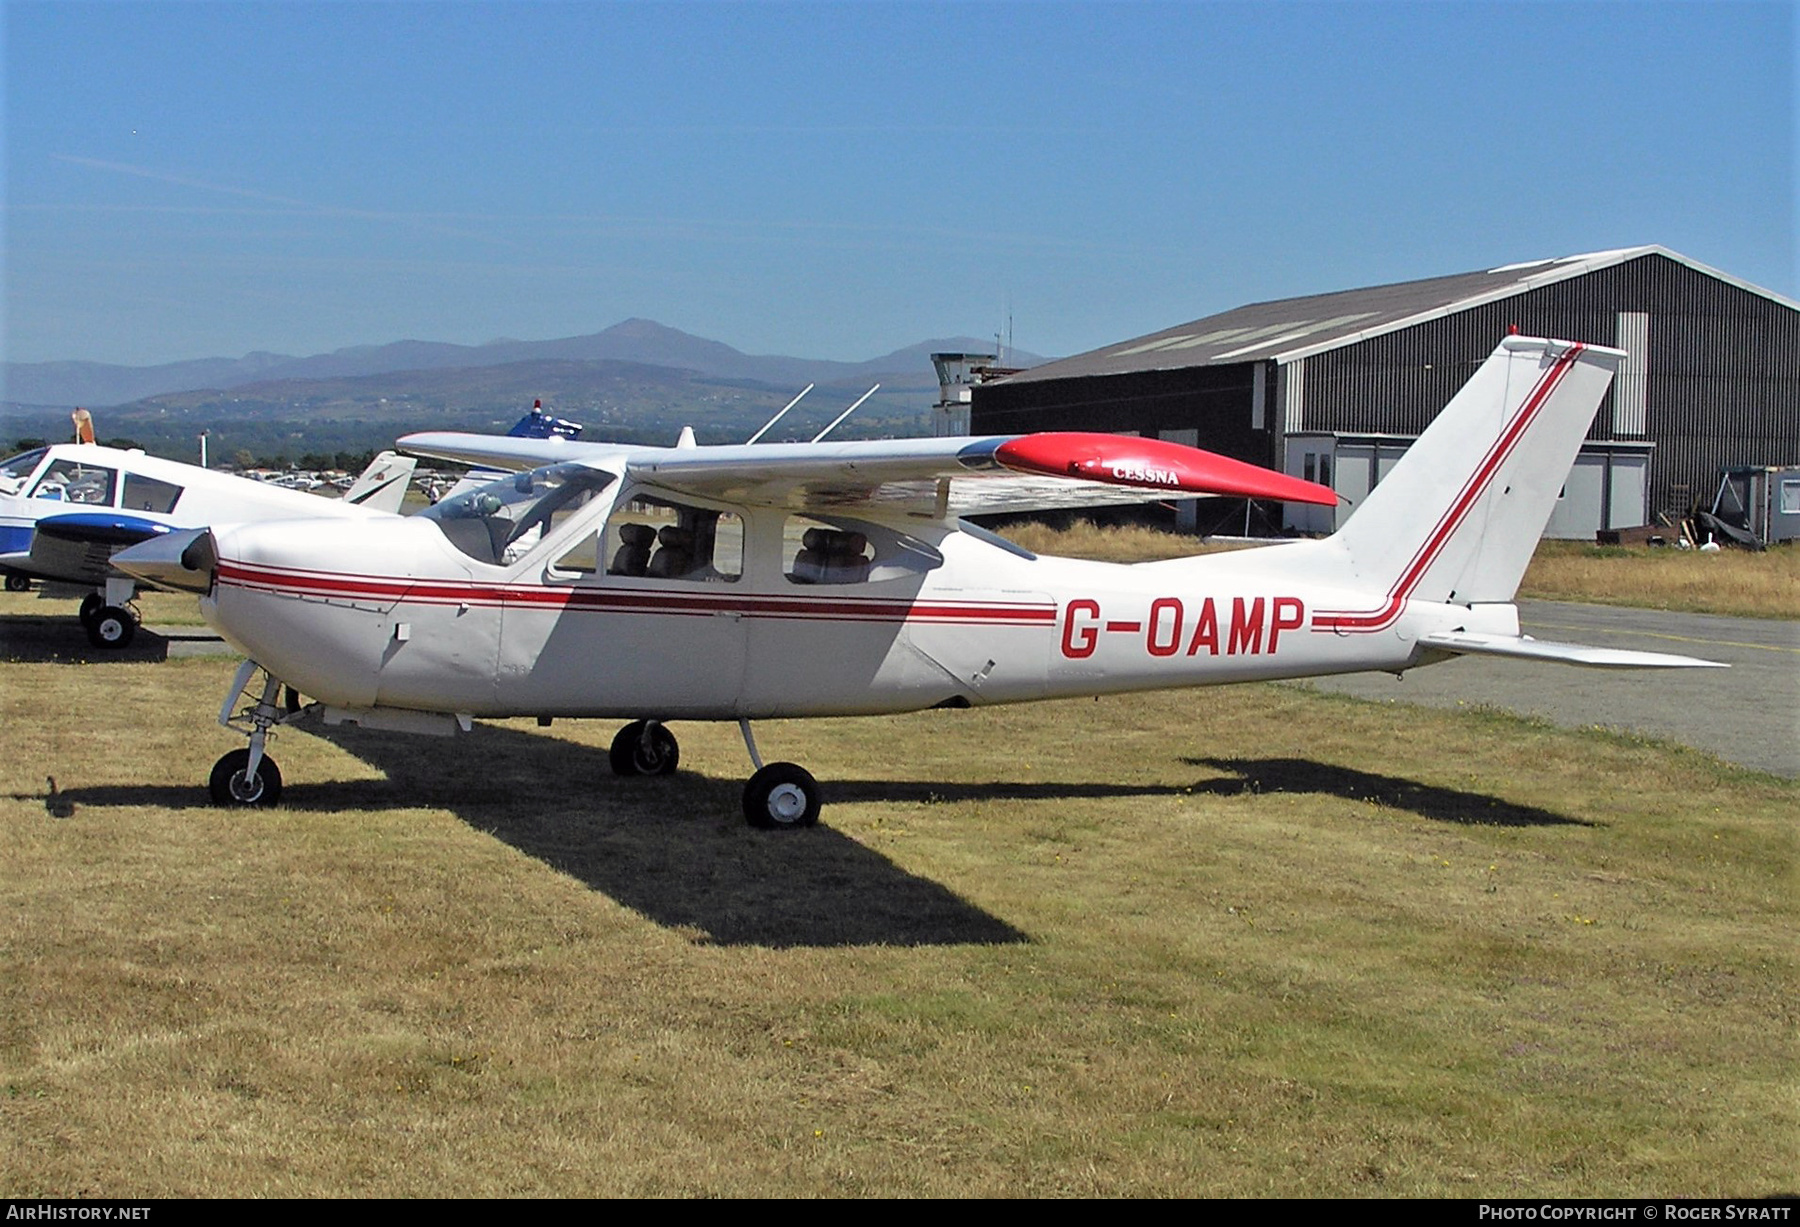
[115,336,1722,822]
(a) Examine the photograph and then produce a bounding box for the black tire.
[743,762,821,829]
[78,592,103,625]
[609,720,679,777]
[4,573,29,592]
[85,605,136,649]
[208,749,283,807]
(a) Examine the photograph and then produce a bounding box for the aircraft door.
[495,489,750,718]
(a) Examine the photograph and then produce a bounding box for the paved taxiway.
[1298,600,1799,778]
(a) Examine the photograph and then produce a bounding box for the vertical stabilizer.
[342,451,418,513]
[1322,337,1623,619]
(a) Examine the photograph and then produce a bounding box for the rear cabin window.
[782,515,942,585]
[596,494,742,583]
[122,473,183,514]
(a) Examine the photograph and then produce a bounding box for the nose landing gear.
[209,661,299,807]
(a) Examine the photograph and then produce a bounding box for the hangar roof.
[997,246,1798,385]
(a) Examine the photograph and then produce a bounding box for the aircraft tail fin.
[506,401,584,440]
[1320,336,1624,617]
[342,451,417,513]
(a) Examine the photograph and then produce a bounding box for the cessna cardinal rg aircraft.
[114,337,1722,826]
[0,441,416,646]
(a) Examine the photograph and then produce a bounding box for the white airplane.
[0,437,415,647]
[114,336,1722,823]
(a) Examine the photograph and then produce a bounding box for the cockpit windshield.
[420,463,616,566]
[0,448,48,496]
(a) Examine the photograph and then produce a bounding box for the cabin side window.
[782,515,942,585]
[599,493,742,583]
[123,473,183,514]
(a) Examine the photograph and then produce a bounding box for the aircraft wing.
[398,431,1339,518]
[27,513,178,586]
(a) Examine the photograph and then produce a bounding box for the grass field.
[2,650,1793,1197]
[993,522,1800,620]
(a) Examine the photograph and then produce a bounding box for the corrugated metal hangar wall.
[970,248,1799,538]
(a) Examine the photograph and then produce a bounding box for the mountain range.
[3,318,1044,410]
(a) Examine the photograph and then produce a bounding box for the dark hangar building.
[970,246,1799,537]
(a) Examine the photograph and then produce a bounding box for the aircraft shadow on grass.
[1180,756,1594,828]
[61,717,1036,950]
[0,615,173,663]
[54,725,1587,946]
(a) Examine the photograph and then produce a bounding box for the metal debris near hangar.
[965,246,1800,539]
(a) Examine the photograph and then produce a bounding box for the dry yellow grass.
[2,654,1793,1196]
[1520,541,1800,619]
[992,519,1243,564]
[992,521,1800,619]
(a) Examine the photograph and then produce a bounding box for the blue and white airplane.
[0,437,416,648]
[0,405,589,647]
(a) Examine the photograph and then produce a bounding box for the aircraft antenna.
[746,384,814,444]
[811,384,879,443]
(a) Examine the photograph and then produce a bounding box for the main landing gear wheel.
[609,720,679,776]
[743,762,820,830]
[209,748,283,807]
[84,605,137,649]
[4,573,29,592]
[78,592,103,625]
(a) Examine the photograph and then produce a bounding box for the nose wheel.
[209,747,283,806]
[210,662,296,807]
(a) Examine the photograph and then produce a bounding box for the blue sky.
[3,0,1793,367]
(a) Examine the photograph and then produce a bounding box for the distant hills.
[1,320,1044,461]
[3,318,1043,409]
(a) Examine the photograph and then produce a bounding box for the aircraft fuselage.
[199,483,1513,724]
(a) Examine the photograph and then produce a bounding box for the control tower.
[929,352,998,437]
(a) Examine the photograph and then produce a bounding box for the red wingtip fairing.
[994,432,1339,506]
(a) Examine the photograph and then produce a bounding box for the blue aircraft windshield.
[420,463,615,566]
[0,447,48,495]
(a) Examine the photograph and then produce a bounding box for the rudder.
[1321,336,1624,620]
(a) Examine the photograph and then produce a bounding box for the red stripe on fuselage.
[213,561,1057,626]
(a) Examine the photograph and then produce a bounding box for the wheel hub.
[229,771,264,804]
[767,783,807,822]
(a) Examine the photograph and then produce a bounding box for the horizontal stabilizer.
[1418,631,1726,669]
